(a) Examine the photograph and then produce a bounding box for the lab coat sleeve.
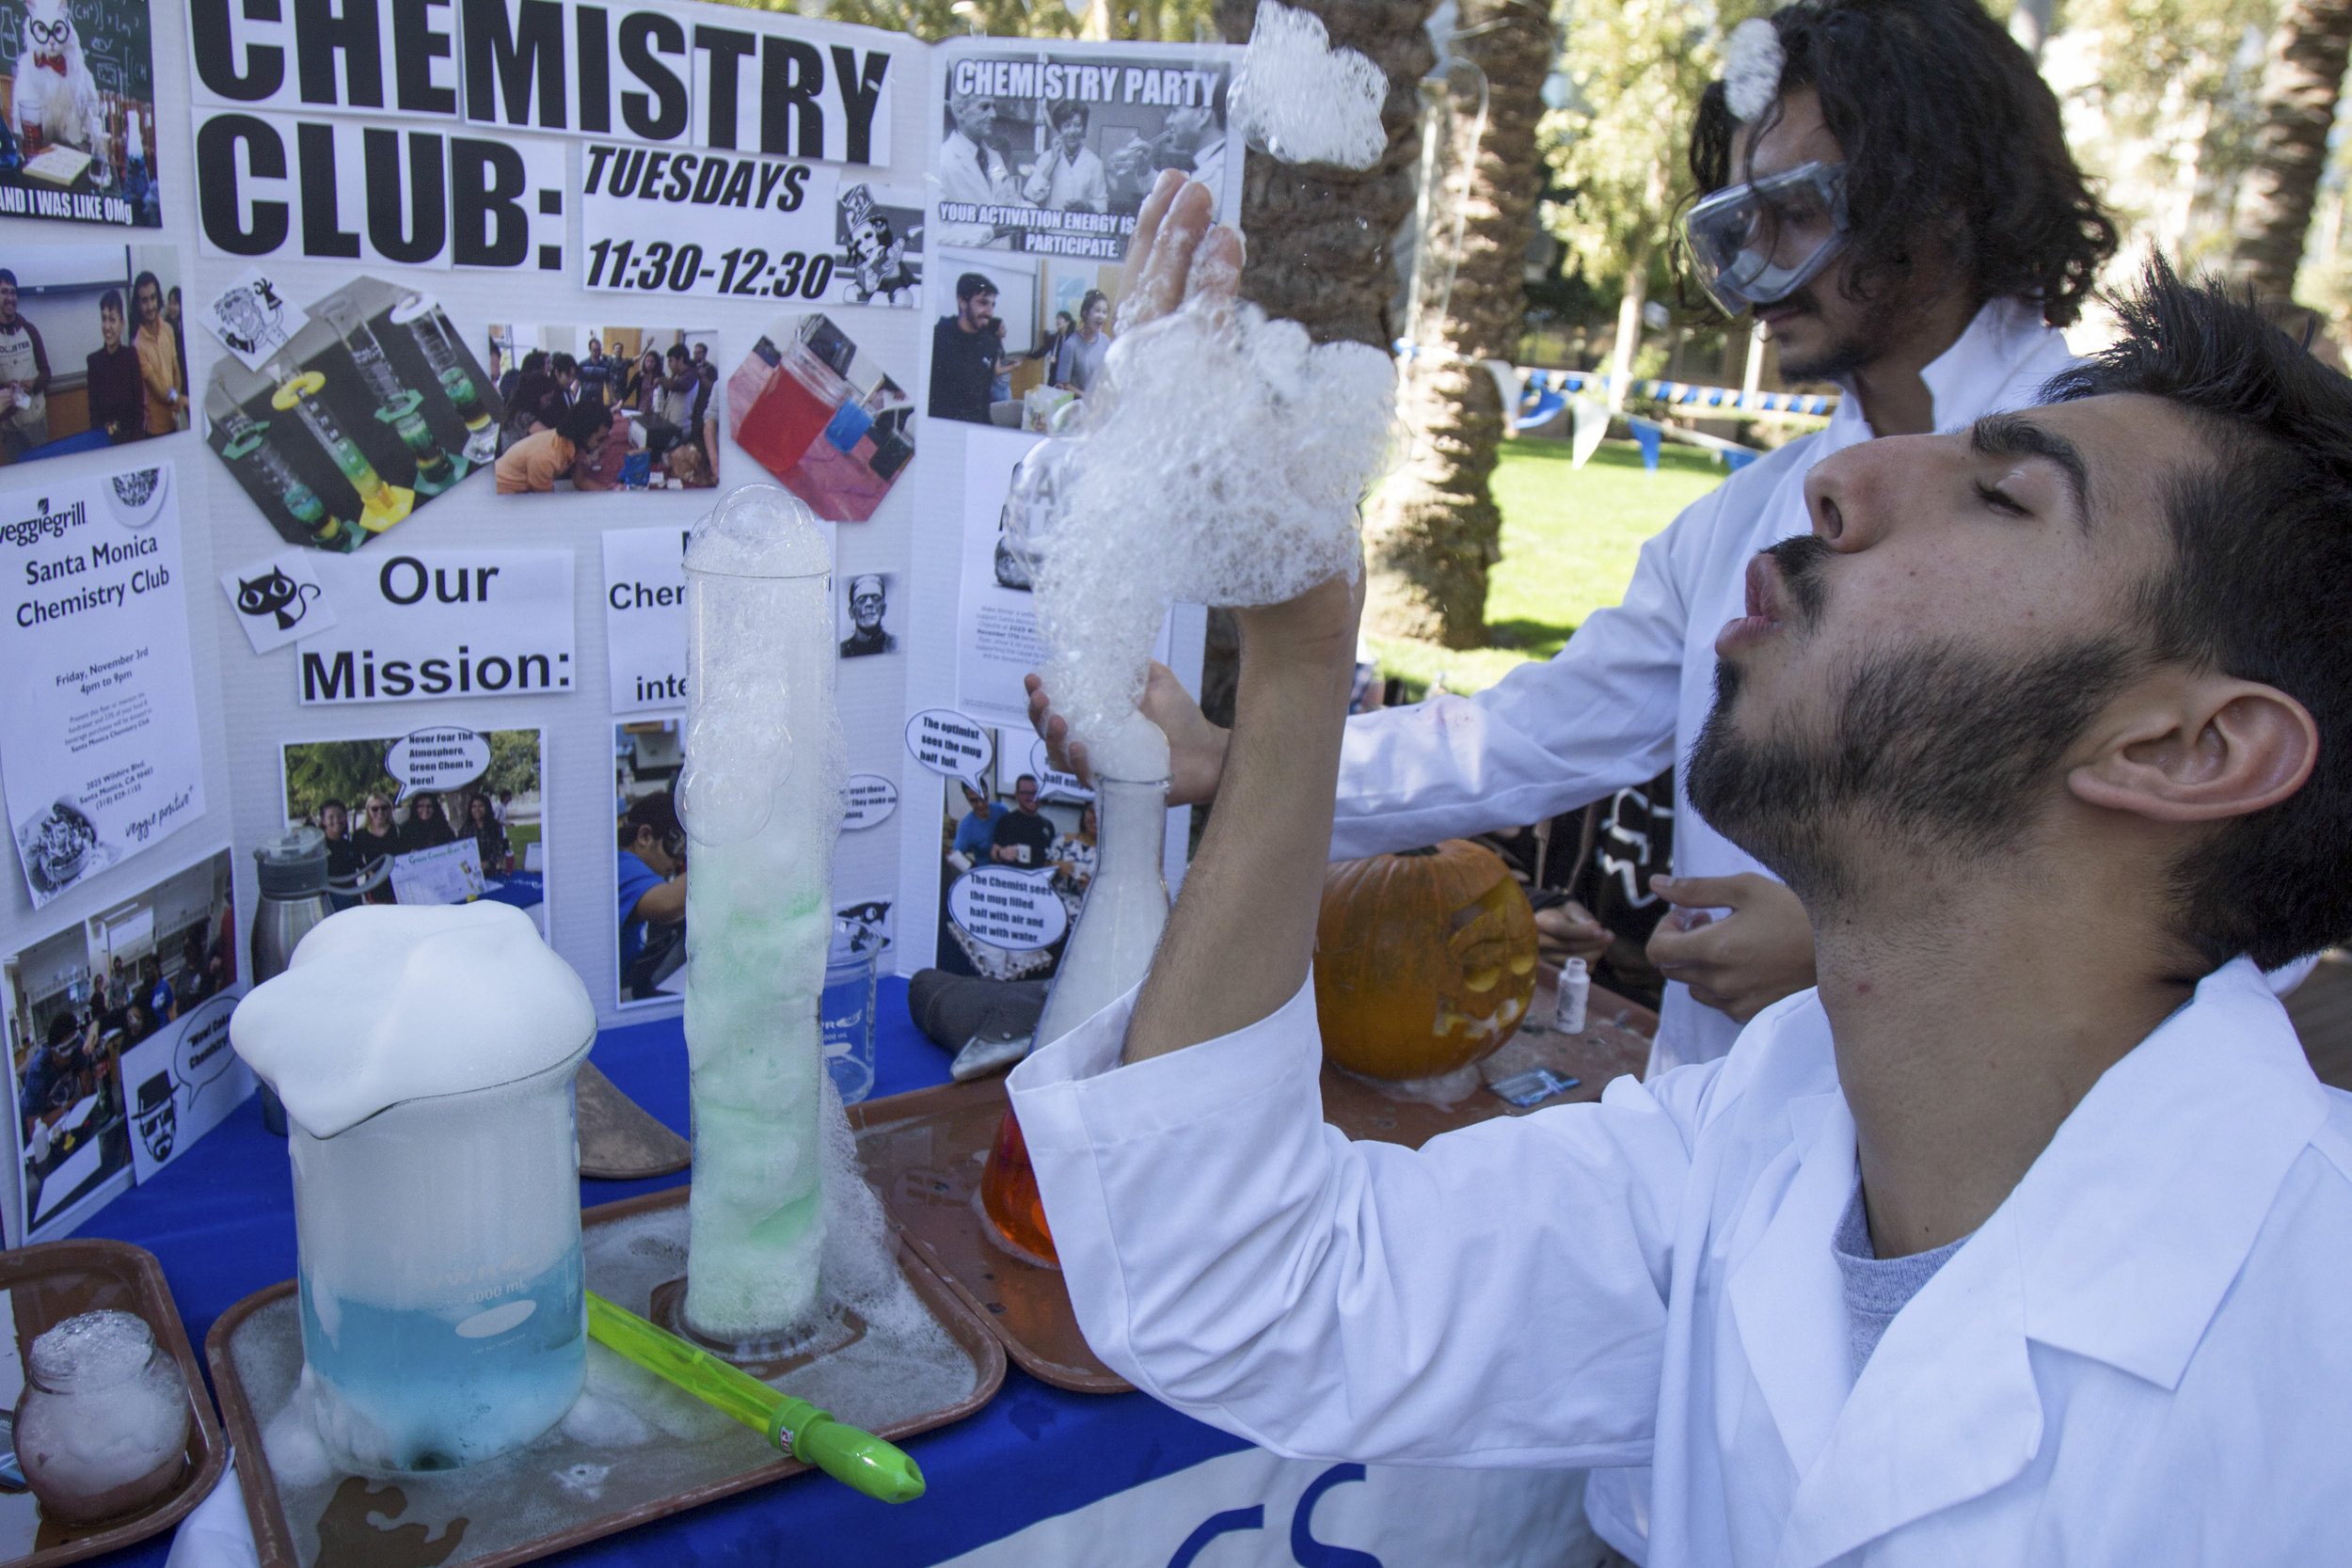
[1328,483,1717,860]
[1008,976,1719,1469]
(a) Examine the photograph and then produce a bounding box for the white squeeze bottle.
[1553,957,1590,1036]
[1032,715,1172,1048]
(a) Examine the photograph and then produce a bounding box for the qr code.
[111,469,159,508]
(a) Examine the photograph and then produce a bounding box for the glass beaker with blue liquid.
[231,902,598,1474]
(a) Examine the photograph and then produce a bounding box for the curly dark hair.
[1689,0,2116,328]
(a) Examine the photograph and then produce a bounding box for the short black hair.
[1690,0,2115,329]
[99,288,122,318]
[551,352,577,375]
[958,272,996,304]
[1049,100,1089,132]
[521,349,548,372]
[620,788,682,849]
[2048,257,2352,968]
[0,268,16,288]
[558,398,611,445]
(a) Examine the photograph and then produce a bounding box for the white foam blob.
[1017,293,1398,762]
[15,1312,190,1510]
[262,1371,334,1491]
[1232,0,1391,170]
[230,902,596,1137]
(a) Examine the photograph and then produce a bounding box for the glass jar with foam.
[15,1310,192,1524]
[230,901,598,1473]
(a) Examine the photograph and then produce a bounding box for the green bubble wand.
[582,1291,925,1504]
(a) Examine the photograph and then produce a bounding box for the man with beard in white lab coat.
[1013,175,2352,1563]
[1037,11,2113,1546]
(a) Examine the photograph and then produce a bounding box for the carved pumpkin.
[1314,841,1541,1081]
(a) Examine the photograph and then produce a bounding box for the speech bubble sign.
[841,774,899,831]
[170,992,239,1092]
[385,727,491,802]
[1028,738,1093,802]
[905,710,993,786]
[946,865,1069,951]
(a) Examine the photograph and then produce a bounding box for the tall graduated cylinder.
[675,485,847,1347]
[230,902,597,1473]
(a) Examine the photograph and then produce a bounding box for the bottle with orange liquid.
[977,1105,1057,1265]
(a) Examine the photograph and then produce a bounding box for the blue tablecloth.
[15,427,116,462]
[91,976,1250,1566]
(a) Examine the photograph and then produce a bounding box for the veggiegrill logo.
[0,496,87,549]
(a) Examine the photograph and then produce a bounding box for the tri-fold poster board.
[0,0,1238,1243]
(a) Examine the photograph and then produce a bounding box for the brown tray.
[851,969,1660,1395]
[853,1076,1129,1393]
[206,1185,1006,1568]
[0,1238,229,1568]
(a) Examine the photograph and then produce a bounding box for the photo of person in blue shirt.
[618,790,687,1001]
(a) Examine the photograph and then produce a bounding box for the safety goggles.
[1680,160,1851,317]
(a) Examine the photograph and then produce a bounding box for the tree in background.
[1540,0,1738,410]
[2231,0,2352,300]
[2039,0,2272,276]
[796,0,1076,43]
[1361,0,1553,647]
[796,0,1215,43]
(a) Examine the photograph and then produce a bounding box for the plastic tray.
[0,1238,229,1568]
[850,970,1660,1395]
[205,1186,1005,1568]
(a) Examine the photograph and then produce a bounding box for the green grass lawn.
[1369,437,1732,696]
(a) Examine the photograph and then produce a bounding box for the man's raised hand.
[1112,171,1243,336]
[1025,663,1230,806]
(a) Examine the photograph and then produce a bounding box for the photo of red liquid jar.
[978,1105,1058,1265]
[736,335,850,480]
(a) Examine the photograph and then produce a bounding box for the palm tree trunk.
[2231,0,2352,301]
[1358,0,1550,647]
[1194,0,1440,721]
[1214,0,1439,346]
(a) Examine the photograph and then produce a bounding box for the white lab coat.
[936,130,1023,246]
[1008,957,2352,1564]
[1329,296,2081,1079]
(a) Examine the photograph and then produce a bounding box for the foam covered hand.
[1113,171,1244,335]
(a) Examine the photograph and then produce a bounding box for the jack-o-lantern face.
[1314,841,1541,1081]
